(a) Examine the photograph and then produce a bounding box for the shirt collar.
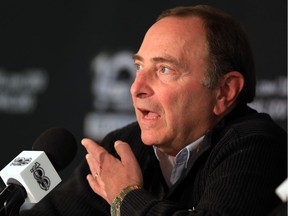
[153,135,205,168]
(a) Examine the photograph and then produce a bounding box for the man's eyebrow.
[133,54,181,68]
[132,54,143,62]
[152,56,179,66]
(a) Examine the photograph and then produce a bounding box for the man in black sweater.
[21,5,287,216]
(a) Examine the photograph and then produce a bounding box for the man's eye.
[135,64,143,71]
[161,67,170,74]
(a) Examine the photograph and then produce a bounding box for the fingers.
[87,173,99,191]
[82,139,108,200]
[82,138,104,180]
[114,140,143,186]
[85,153,101,177]
[82,138,139,173]
[87,172,108,201]
[81,138,143,204]
[82,138,106,156]
[82,138,107,168]
[114,140,137,166]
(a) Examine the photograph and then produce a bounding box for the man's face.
[131,17,219,155]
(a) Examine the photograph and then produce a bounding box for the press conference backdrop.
[0,0,286,187]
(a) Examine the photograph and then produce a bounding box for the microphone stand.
[0,183,27,216]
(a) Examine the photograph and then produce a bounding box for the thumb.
[114,140,143,186]
[114,140,137,166]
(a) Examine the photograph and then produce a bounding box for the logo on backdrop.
[30,162,51,191]
[249,76,287,123]
[0,68,48,114]
[84,50,136,140]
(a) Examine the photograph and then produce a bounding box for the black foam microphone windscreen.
[32,127,78,172]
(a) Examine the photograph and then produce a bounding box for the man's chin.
[140,132,158,146]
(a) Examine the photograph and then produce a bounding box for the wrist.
[110,185,141,216]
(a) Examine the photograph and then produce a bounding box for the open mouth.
[138,108,160,120]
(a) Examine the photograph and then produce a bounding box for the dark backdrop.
[0,0,286,188]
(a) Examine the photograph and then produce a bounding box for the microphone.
[0,127,77,212]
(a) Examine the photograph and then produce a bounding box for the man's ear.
[213,71,244,116]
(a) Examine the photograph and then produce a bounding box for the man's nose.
[130,71,153,99]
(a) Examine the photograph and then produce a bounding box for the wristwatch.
[110,185,141,216]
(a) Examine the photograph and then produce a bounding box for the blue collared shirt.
[154,136,204,187]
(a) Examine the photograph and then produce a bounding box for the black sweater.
[21,104,287,215]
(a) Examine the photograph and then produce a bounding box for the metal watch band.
[110,185,141,216]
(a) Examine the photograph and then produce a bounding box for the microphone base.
[0,184,27,216]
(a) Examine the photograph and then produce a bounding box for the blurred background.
[0,0,286,186]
